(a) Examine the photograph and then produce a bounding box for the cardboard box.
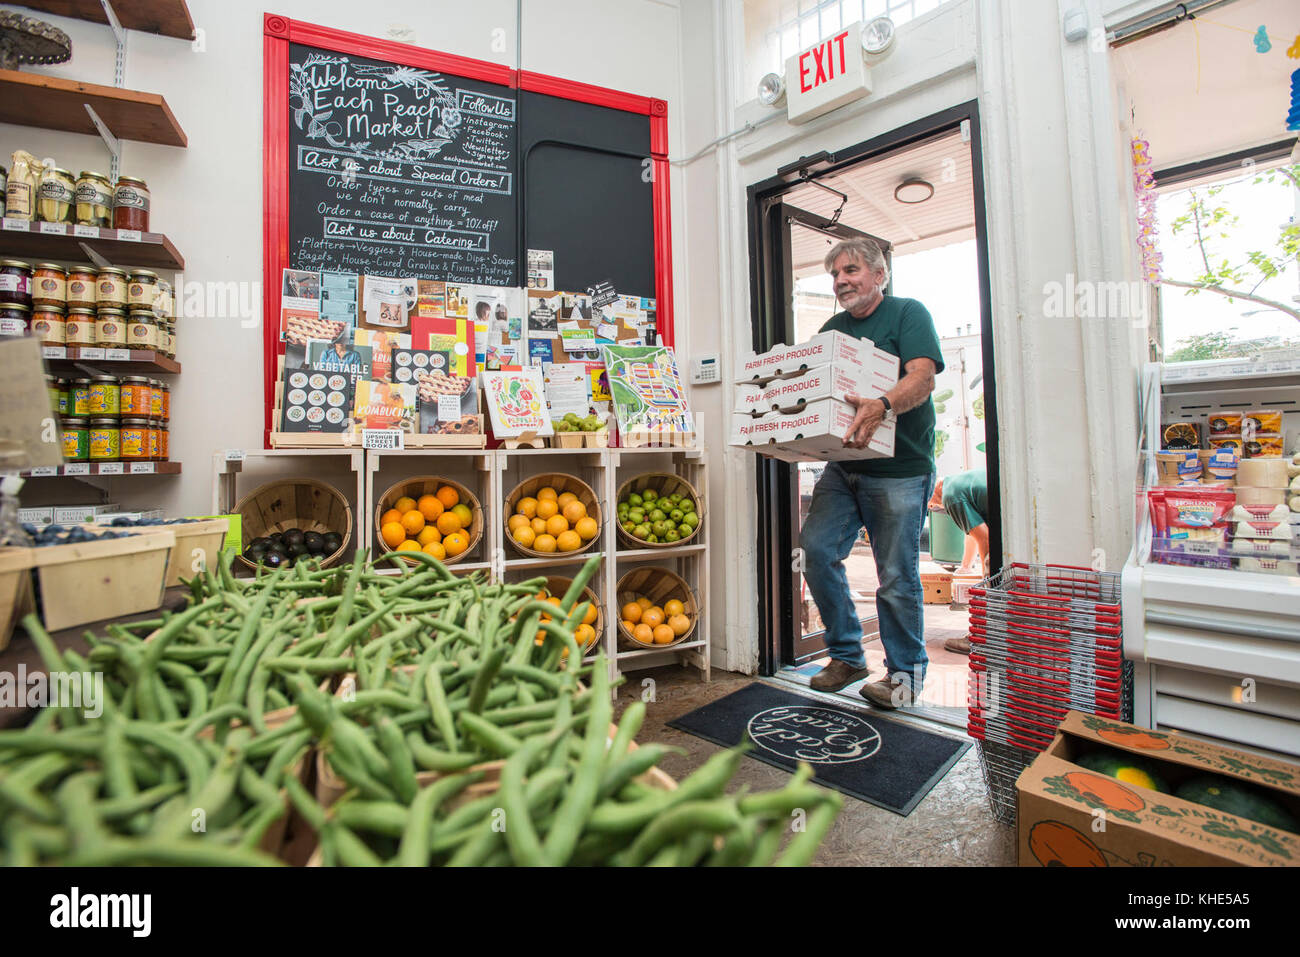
[730,397,896,461]
[920,570,953,604]
[53,503,120,525]
[734,356,897,416]
[18,507,53,525]
[737,331,878,384]
[1017,711,1300,867]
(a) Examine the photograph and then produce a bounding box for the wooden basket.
[0,547,35,652]
[30,532,174,632]
[542,575,603,654]
[503,473,602,559]
[614,472,704,549]
[373,476,484,565]
[96,518,231,588]
[234,478,352,572]
[616,567,699,649]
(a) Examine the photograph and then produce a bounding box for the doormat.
[667,683,970,816]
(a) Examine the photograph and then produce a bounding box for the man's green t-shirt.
[942,469,989,534]
[819,296,945,477]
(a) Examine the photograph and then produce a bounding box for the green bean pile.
[0,549,842,866]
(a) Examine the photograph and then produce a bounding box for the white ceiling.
[782,126,976,277]
[1112,0,1299,170]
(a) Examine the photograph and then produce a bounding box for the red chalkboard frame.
[262,14,673,446]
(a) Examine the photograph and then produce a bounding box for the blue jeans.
[801,465,935,693]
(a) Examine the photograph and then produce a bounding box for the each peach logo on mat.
[746,706,880,764]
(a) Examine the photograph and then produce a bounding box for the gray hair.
[824,237,890,287]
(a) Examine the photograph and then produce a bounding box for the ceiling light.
[894,178,934,204]
[758,72,785,106]
[862,16,896,55]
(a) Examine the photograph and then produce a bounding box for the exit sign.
[784,21,872,124]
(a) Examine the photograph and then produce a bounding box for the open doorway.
[747,103,999,729]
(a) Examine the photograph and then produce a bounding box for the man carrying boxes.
[801,238,944,709]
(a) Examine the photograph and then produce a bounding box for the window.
[1156,159,1300,364]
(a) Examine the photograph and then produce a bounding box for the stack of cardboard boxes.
[729,332,899,463]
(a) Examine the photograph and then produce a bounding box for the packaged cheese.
[1230,503,1290,523]
[1230,537,1294,557]
[1206,412,1243,436]
[1232,520,1297,541]
[1243,409,1283,434]
[1242,434,1284,458]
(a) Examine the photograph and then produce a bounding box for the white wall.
[7,0,693,518]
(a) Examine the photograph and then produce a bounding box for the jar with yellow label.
[148,379,163,418]
[147,419,161,461]
[158,380,170,420]
[158,420,169,461]
[74,171,113,228]
[88,418,119,462]
[61,417,88,461]
[71,378,92,416]
[31,306,65,346]
[127,271,158,309]
[37,167,75,223]
[32,264,66,307]
[119,418,149,461]
[120,376,150,415]
[67,267,97,309]
[96,268,128,308]
[96,308,127,347]
[88,376,120,416]
[126,310,156,350]
[65,307,97,345]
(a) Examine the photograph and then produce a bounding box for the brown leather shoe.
[809,659,870,692]
[860,677,916,709]
[943,635,971,655]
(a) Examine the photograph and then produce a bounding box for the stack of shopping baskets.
[967,562,1132,826]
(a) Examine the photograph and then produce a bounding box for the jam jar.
[65,308,97,345]
[112,176,150,232]
[96,308,128,347]
[146,419,160,461]
[75,171,113,228]
[88,418,120,462]
[119,418,150,462]
[71,378,92,416]
[0,260,33,308]
[88,375,120,416]
[148,379,164,418]
[127,310,156,350]
[30,306,65,345]
[61,418,89,462]
[0,303,29,337]
[37,167,76,224]
[96,267,128,308]
[32,264,67,307]
[67,267,98,308]
[121,377,151,415]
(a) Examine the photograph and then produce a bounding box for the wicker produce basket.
[614,472,704,549]
[615,567,699,649]
[541,574,603,653]
[503,473,602,559]
[374,476,484,565]
[235,478,352,572]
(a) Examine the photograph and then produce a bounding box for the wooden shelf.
[615,544,708,560]
[14,1,196,40]
[19,461,181,477]
[616,639,706,661]
[503,553,602,570]
[0,69,187,146]
[43,346,180,374]
[0,220,184,269]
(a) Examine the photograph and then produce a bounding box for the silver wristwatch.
[880,396,897,422]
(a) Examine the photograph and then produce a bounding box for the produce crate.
[614,471,705,550]
[28,531,175,632]
[234,478,353,572]
[615,566,699,650]
[503,472,602,560]
[0,547,36,651]
[373,475,484,565]
[94,518,231,588]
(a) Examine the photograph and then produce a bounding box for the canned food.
[88,419,120,461]
[61,417,89,461]
[88,376,120,416]
[120,418,150,461]
[95,308,127,347]
[71,379,92,416]
[96,268,128,308]
[31,306,65,346]
[65,308,96,345]
[67,267,98,308]
[32,264,66,307]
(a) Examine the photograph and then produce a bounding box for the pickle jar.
[32,264,66,307]
[0,303,30,338]
[0,260,33,308]
[67,266,98,308]
[120,376,150,416]
[65,308,97,346]
[88,418,120,462]
[71,378,92,416]
[126,310,156,350]
[30,306,65,346]
[74,171,113,228]
[96,267,128,308]
[112,176,150,232]
[96,308,128,347]
[61,417,89,462]
[37,167,75,224]
[119,418,150,462]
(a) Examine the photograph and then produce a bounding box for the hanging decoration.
[1289,70,1300,131]
[1131,134,1162,284]
[1253,26,1271,53]
[1287,34,1300,58]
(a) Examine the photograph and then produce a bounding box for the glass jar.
[148,379,163,418]
[120,376,151,416]
[95,308,127,347]
[37,167,75,224]
[119,417,150,461]
[163,320,176,358]
[127,271,158,309]
[30,306,65,346]
[88,418,120,462]
[32,264,67,307]
[158,380,170,420]
[74,171,113,228]
[65,308,97,345]
[146,419,160,461]
[88,375,120,416]
[71,379,92,416]
[45,374,58,411]
[153,281,174,319]
[158,420,169,461]
[96,268,128,308]
[0,303,29,338]
[126,310,156,350]
[112,176,150,232]
[0,260,33,308]
[54,378,69,416]
[67,267,98,308]
[61,417,89,462]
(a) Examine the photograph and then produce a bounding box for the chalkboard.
[287,43,519,286]
[519,91,653,297]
